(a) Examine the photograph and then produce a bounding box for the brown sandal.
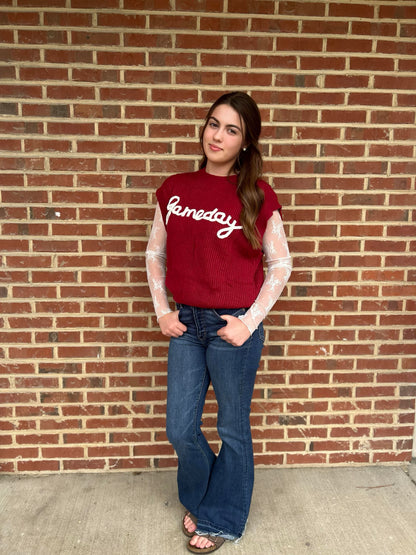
[182,511,198,537]
[187,535,226,553]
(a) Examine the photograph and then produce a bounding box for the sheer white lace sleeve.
[238,211,292,335]
[145,203,173,320]
[146,204,292,331]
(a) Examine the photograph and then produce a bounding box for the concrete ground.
[1,464,416,555]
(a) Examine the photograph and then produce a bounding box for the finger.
[172,323,188,336]
[218,331,232,343]
[172,311,187,332]
[220,314,232,323]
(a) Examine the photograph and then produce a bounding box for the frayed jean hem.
[195,522,247,543]
[195,529,240,542]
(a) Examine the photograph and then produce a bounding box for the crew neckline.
[202,168,237,180]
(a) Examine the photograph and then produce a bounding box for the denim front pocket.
[176,304,192,326]
[212,307,247,321]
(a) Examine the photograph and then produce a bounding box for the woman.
[146,92,292,553]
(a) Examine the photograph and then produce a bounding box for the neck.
[205,162,234,177]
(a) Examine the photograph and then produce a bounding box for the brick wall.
[1,0,415,473]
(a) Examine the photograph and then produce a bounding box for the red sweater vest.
[156,168,282,309]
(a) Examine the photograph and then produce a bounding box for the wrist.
[157,309,173,322]
[238,314,254,335]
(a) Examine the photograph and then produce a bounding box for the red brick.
[377,40,416,56]
[0,11,39,25]
[152,14,197,29]
[98,122,145,136]
[174,33,221,50]
[325,75,369,89]
[379,5,416,19]
[47,121,95,135]
[228,0,274,13]
[372,110,414,125]
[373,452,412,463]
[96,50,145,66]
[348,92,393,107]
[300,92,345,106]
[322,110,367,124]
[300,56,345,71]
[252,54,297,69]
[64,459,106,470]
[399,59,416,72]
[0,47,40,63]
[303,20,348,35]
[331,427,371,438]
[73,68,120,83]
[18,460,60,472]
[254,454,285,465]
[16,433,59,445]
[43,11,91,25]
[18,29,67,45]
[21,66,69,81]
[287,453,327,465]
[76,140,122,154]
[46,85,95,101]
[350,56,395,71]
[278,1,325,15]
[84,417,129,429]
[329,453,370,464]
[333,344,375,356]
[151,88,198,103]
[74,104,121,118]
[354,21,397,36]
[63,432,106,444]
[327,38,372,53]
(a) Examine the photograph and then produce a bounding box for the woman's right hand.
[158,311,187,338]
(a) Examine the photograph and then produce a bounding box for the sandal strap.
[211,535,225,547]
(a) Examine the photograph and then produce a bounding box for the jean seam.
[258,322,264,342]
[239,334,253,535]
[192,364,211,467]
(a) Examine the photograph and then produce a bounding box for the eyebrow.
[209,116,242,132]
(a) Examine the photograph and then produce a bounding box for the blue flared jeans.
[166,304,264,540]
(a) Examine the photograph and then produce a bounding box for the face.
[202,103,245,176]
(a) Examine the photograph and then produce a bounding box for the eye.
[208,121,218,129]
[227,128,237,135]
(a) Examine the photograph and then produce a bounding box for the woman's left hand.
[217,315,251,346]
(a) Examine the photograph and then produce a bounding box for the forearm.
[239,211,292,334]
[145,204,172,320]
[239,256,292,334]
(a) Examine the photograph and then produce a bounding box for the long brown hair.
[199,92,264,249]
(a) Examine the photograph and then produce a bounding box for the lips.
[209,143,222,152]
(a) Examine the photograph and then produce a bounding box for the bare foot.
[184,513,197,535]
[189,534,215,550]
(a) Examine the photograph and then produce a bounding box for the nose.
[213,126,223,141]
